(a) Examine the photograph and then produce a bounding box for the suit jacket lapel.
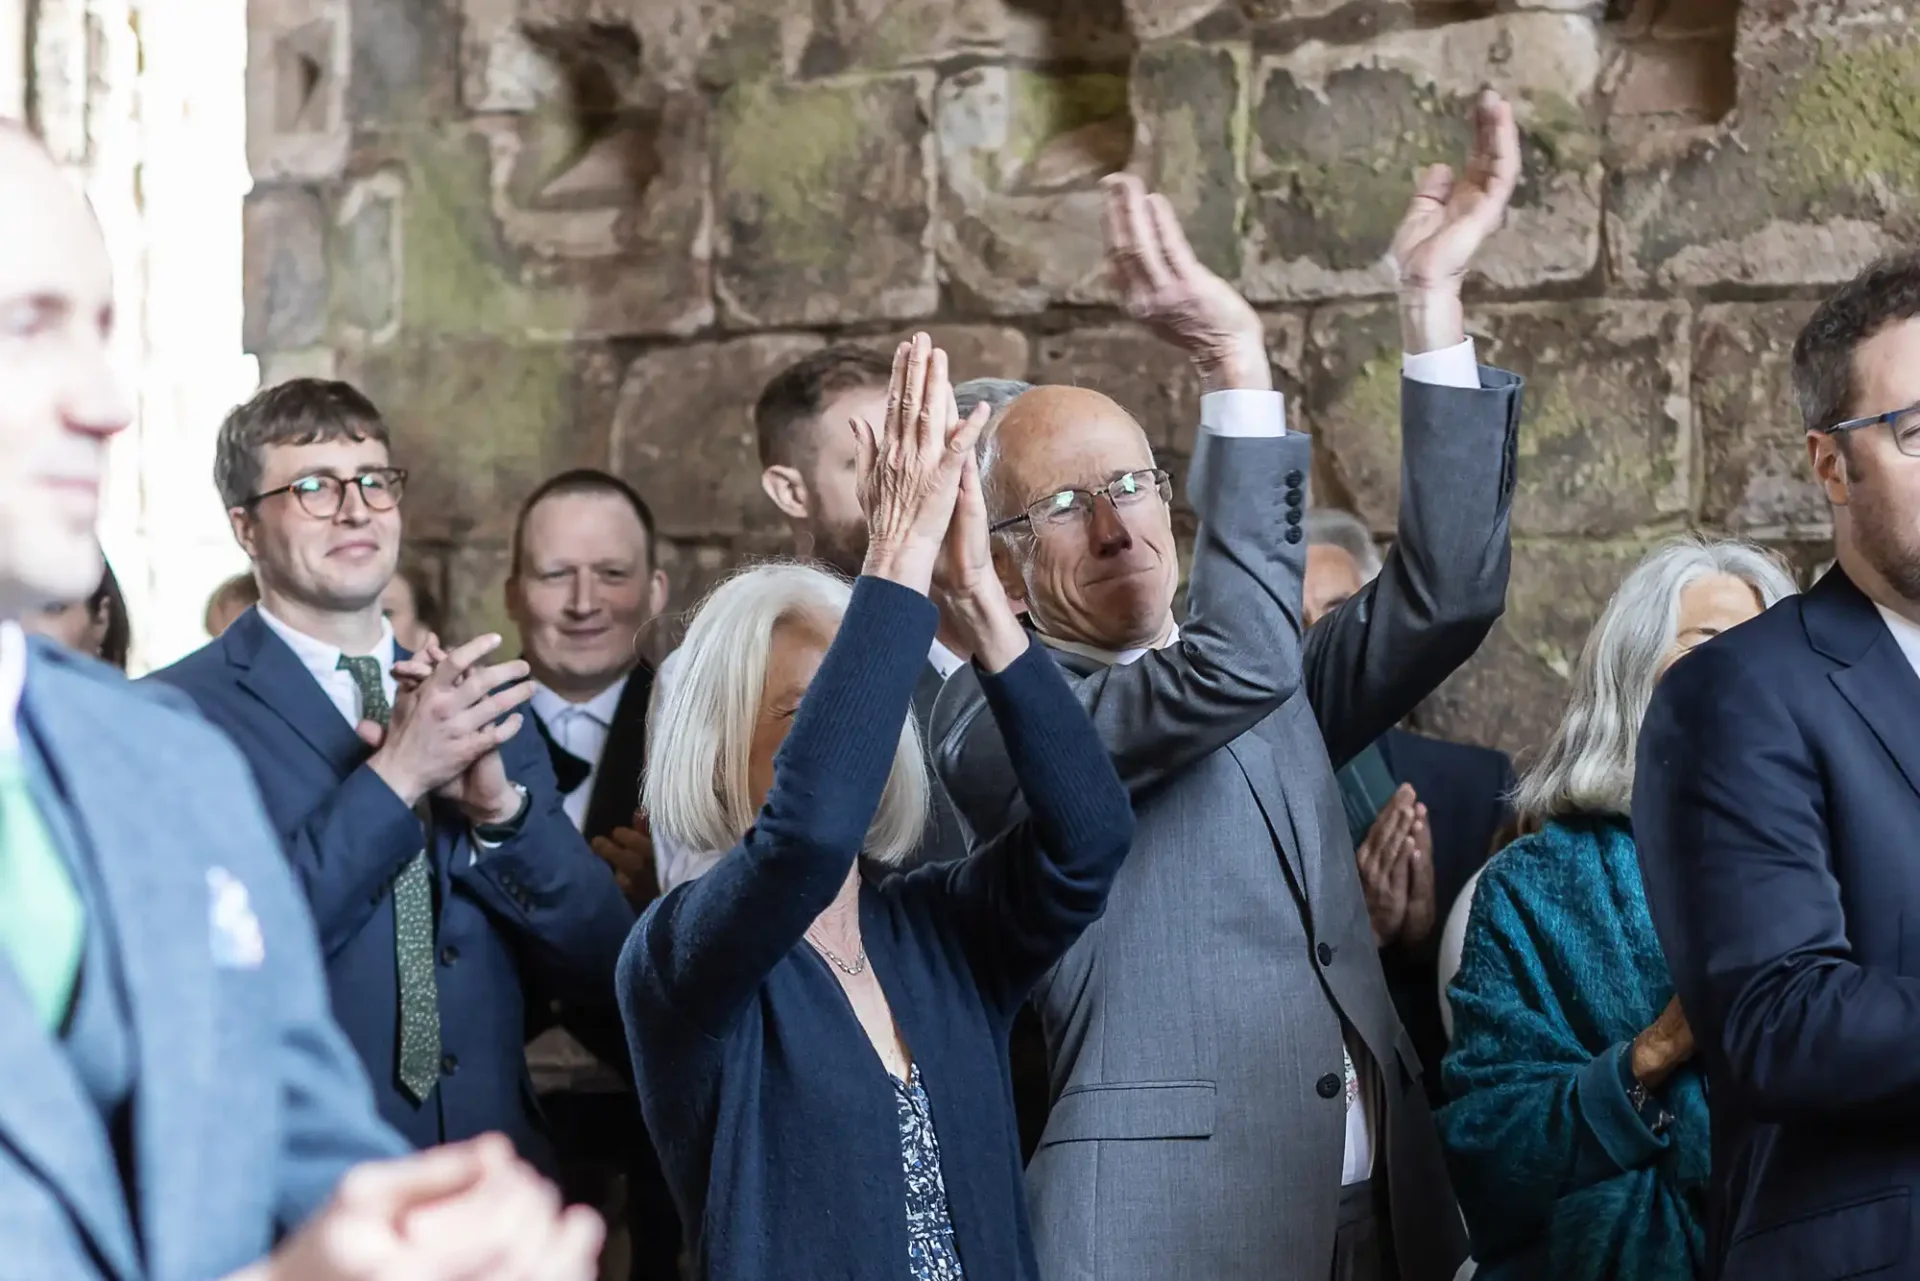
[1223,730,1314,922]
[1810,572,1920,803]
[24,660,209,1281]
[226,609,366,777]
[583,664,653,841]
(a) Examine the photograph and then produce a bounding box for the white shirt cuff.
[1402,339,1480,390]
[1199,388,1286,438]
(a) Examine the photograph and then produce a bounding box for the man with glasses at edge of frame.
[1636,254,1920,1280]
[153,379,635,1181]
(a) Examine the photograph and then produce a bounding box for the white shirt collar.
[531,673,629,729]
[256,602,396,672]
[927,639,966,681]
[1036,622,1181,668]
[1874,602,1920,677]
[0,621,27,753]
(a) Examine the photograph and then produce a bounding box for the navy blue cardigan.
[618,576,1134,1281]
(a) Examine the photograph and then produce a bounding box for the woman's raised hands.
[851,333,989,597]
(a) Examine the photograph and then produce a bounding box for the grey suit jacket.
[0,641,404,1281]
[932,371,1522,1281]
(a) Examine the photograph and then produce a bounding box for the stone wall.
[240,0,1919,758]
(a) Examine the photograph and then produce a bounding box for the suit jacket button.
[441,1054,459,1076]
[439,945,459,966]
[1284,526,1303,544]
[1285,469,1304,488]
[1316,942,1334,966]
[1284,487,1304,507]
[1285,508,1302,526]
[1317,1072,1342,1099]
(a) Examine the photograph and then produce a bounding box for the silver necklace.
[806,930,869,977]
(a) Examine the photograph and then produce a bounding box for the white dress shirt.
[530,676,629,830]
[1028,344,1478,1188]
[650,636,965,894]
[256,605,398,724]
[0,622,26,752]
[1875,603,1920,678]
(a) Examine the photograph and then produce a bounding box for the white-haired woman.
[1437,536,1797,1281]
[617,336,1133,1281]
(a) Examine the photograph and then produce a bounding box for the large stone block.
[715,75,937,327]
[350,0,460,127]
[610,334,827,541]
[375,111,710,340]
[248,0,351,181]
[1029,314,1305,459]
[331,171,403,341]
[934,67,1129,314]
[1246,14,1605,301]
[243,186,330,353]
[1609,13,1920,289]
[443,542,517,652]
[1696,301,1828,538]
[341,340,621,542]
[852,325,1031,383]
[1306,300,1691,538]
[653,530,794,640]
[1130,42,1245,284]
[1415,540,1654,756]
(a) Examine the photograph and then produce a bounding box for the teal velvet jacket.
[1439,817,1708,1281]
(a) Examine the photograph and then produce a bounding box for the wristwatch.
[472,783,532,843]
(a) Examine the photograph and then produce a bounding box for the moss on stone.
[1780,35,1920,199]
[716,79,872,273]
[1526,91,1602,173]
[1008,71,1130,169]
[398,127,576,336]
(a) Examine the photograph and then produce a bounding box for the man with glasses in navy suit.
[153,377,634,1179]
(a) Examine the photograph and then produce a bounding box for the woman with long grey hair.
[1436,536,1797,1281]
[617,335,1133,1281]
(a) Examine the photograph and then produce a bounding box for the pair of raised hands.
[1101,88,1520,368]
[231,1135,600,1281]
[851,333,1027,670]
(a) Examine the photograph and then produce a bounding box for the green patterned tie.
[0,750,85,1030]
[338,654,442,1103]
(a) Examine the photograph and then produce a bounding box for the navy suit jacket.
[150,608,634,1174]
[4,640,403,1281]
[1635,568,1920,1281]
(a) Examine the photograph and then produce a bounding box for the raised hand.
[1388,88,1520,351]
[851,333,986,595]
[1101,173,1267,392]
[932,450,1028,672]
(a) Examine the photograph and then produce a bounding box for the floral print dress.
[893,1063,966,1279]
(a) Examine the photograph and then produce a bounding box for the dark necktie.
[338,654,442,1103]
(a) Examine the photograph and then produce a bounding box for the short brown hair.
[1793,253,1920,435]
[510,469,660,577]
[752,346,892,471]
[214,378,391,509]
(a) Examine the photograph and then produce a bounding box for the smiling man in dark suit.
[151,379,635,1180]
[508,467,681,1281]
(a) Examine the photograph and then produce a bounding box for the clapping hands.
[850,333,988,597]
